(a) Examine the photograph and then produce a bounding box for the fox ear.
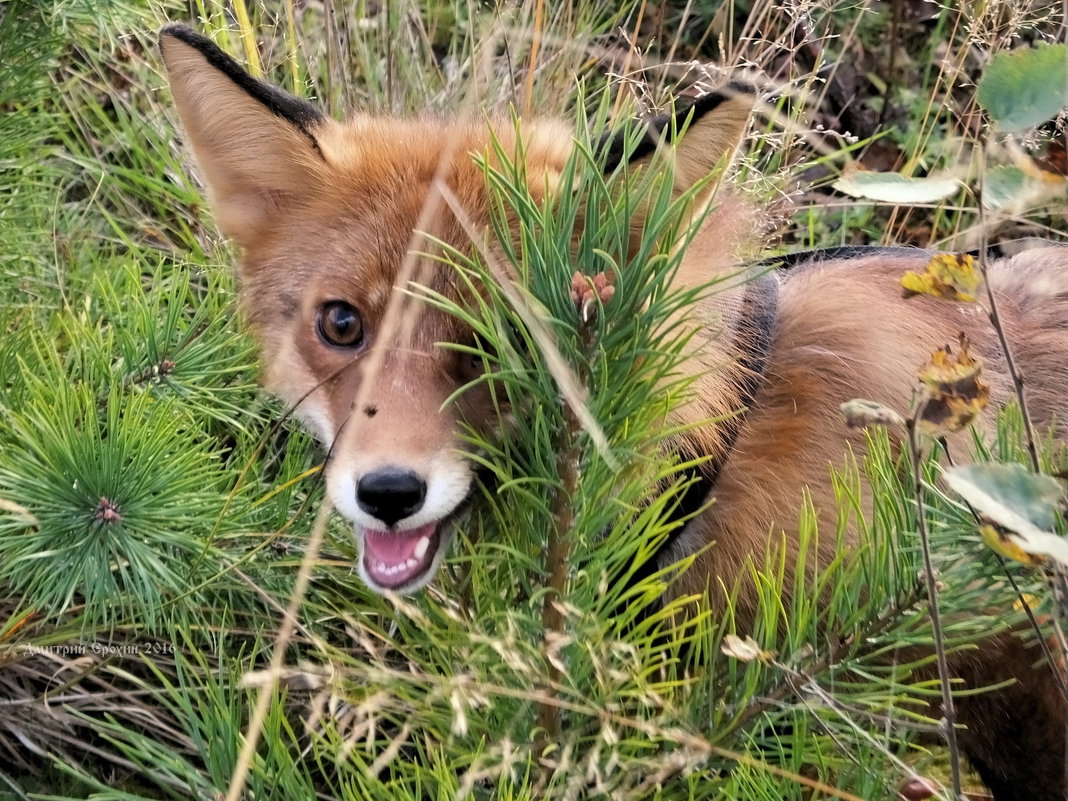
[601,82,755,193]
[159,24,327,247]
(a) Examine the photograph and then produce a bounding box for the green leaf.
[833,169,960,203]
[983,163,1065,212]
[945,463,1062,531]
[944,463,1068,565]
[983,164,1034,210]
[977,42,1068,132]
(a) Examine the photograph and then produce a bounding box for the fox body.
[160,24,1068,800]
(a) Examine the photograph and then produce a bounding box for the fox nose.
[356,468,427,527]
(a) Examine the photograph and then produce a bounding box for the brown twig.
[534,278,606,755]
[976,149,1042,474]
[907,414,965,801]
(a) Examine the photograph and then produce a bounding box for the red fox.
[160,23,1068,800]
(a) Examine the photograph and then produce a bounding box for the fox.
[158,23,1068,801]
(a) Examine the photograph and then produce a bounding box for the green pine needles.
[0,382,219,629]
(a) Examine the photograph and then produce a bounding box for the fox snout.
[328,416,475,593]
[355,468,427,527]
[338,460,467,594]
[305,325,504,593]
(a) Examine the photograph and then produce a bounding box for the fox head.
[159,24,754,594]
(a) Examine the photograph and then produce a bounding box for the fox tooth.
[413,535,431,561]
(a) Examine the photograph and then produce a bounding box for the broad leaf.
[977,42,1068,133]
[834,169,960,203]
[983,162,1067,212]
[945,463,1068,566]
[983,165,1035,211]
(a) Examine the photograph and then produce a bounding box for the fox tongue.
[362,522,438,589]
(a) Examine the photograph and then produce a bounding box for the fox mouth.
[349,470,486,594]
[359,522,443,591]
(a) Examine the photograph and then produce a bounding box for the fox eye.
[471,332,494,360]
[317,301,364,348]
[457,333,495,380]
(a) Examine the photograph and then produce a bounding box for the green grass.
[0,0,1064,798]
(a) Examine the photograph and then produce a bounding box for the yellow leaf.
[916,334,991,436]
[980,523,1046,567]
[918,337,982,393]
[1012,593,1042,613]
[901,252,982,302]
[917,385,992,437]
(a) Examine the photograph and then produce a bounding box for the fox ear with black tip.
[600,82,757,195]
[158,24,329,248]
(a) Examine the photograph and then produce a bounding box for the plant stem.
[976,150,1041,473]
[536,397,580,751]
[907,415,964,801]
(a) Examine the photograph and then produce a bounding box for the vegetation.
[0,0,1065,798]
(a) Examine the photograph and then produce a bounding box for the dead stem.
[907,415,965,801]
[976,148,1042,473]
